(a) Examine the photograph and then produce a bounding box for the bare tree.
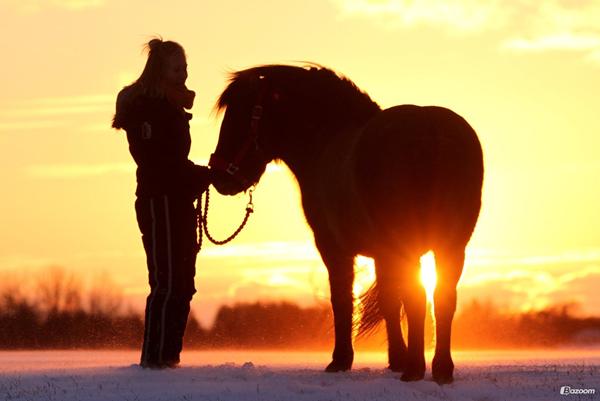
[36,266,82,315]
[87,272,124,316]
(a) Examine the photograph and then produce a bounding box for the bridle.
[197,77,272,251]
[209,77,272,187]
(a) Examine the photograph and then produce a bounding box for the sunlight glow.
[352,254,436,308]
[420,251,437,304]
[353,255,376,301]
[352,256,376,338]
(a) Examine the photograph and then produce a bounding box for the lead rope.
[196,187,254,252]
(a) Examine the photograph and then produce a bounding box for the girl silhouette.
[112,38,210,368]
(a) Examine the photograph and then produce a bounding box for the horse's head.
[210,64,380,195]
[211,71,283,195]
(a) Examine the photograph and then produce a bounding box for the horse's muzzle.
[211,171,245,196]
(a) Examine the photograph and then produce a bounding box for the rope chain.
[196,187,254,252]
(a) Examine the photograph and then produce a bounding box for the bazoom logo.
[560,386,596,395]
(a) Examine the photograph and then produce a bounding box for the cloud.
[202,241,321,261]
[4,94,113,118]
[0,94,113,134]
[227,277,315,300]
[460,266,600,315]
[501,1,600,58]
[459,248,600,315]
[201,242,600,316]
[332,0,600,63]
[0,120,67,132]
[199,244,600,318]
[504,33,600,52]
[464,248,600,270]
[334,0,503,32]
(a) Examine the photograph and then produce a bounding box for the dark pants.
[135,195,198,365]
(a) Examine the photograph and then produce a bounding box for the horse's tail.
[356,282,384,337]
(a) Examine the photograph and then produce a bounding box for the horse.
[209,64,483,384]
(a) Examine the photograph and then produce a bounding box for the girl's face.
[163,51,188,86]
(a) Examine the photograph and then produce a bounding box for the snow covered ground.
[0,349,598,401]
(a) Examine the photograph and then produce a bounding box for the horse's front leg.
[320,247,355,372]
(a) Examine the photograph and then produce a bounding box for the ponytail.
[129,36,186,97]
[146,38,163,52]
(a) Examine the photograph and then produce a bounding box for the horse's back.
[354,105,483,252]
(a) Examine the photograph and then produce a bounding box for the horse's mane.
[215,64,381,124]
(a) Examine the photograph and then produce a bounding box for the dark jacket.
[112,86,210,198]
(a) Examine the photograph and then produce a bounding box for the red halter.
[209,80,270,187]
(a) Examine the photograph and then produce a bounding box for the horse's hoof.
[399,360,425,381]
[432,373,454,385]
[387,361,405,373]
[400,370,425,382]
[432,354,454,385]
[325,360,352,372]
[431,354,454,385]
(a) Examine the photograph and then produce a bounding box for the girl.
[112,38,210,368]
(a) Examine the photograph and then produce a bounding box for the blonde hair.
[132,37,187,97]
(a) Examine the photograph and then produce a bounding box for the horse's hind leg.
[374,255,407,372]
[398,260,427,381]
[431,246,465,384]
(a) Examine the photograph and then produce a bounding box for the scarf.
[163,83,195,110]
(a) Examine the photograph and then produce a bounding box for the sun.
[420,251,437,304]
[352,253,437,305]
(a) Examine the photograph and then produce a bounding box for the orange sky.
[1,0,599,325]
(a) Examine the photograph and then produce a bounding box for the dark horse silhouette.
[209,65,483,384]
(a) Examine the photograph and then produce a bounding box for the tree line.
[0,268,599,349]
